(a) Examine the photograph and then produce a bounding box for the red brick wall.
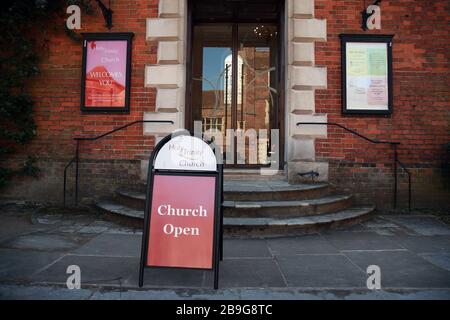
[314,0,450,209]
[1,1,160,202]
[21,0,159,162]
[2,0,449,209]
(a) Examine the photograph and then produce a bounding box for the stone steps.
[223,194,352,218]
[223,169,286,181]
[94,178,375,237]
[114,189,349,218]
[224,206,376,237]
[223,180,329,201]
[94,200,374,237]
[96,200,144,220]
[117,180,330,209]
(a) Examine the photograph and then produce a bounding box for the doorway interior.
[186,0,285,169]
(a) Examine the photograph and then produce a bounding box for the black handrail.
[298,122,400,146]
[63,156,76,207]
[63,120,174,206]
[297,122,411,212]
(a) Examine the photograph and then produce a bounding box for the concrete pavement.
[0,202,449,300]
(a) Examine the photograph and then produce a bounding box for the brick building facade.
[1,0,449,210]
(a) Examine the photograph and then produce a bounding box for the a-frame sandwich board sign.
[139,131,222,289]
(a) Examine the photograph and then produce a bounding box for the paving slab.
[90,288,187,300]
[383,215,450,236]
[34,215,62,225]
[0,249,64,281]
[275,255,366,288]
[78,226,110,234]
[187,289,244,300]
[376,289,450,300]
[0,233,90,252]
[127,268,206,288]
[33,255,138,286]
[363,217,400,229]
[240,288,315,300]
[344,250,450,288]
[223,239,271,258]
[0,215,56,243]
[205,259,286,288]
[393,235,450,254]
[321,289,450,300]
[1,204,450,297]
[104,227,142,235]
[361,217,410,236]
[2,284,450,300]
[322,231,404,251]
[420,253,450,272]
[332,224,371,232]
[267,235,338,255]
[74,234,141,258]
[89,220,120,229]
[0,284,93,300]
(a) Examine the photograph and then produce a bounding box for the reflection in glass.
[236,24,278,165]
[190,24,278,166]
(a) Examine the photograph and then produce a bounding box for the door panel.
[191,25,232,131]
[190,23,279,167]
[237,24,278,165]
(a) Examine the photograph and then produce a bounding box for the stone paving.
[0,202,449,300]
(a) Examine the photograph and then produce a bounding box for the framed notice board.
[80,32,133,113]
[340,34,394,115]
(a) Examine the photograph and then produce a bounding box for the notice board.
[80,33,133,113]
[340,34,393,115]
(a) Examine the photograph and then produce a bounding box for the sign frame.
[340,34,394,115]
[80,32,134,113]
[139,131,223,289]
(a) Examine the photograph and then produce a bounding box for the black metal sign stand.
[138,131,223,289]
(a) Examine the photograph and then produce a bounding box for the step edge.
[96,200,144,219]
[116,189,146,200]
[96,199,374,227]
[223,206,375,226]
[223,194,352,208]
[117,183,330,200]
[223,183,329,193]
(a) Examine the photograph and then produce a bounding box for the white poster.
[154,135,217,171]
[346,42,389,111]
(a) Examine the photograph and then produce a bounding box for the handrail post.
[62,120,175,207]
[63,165,67,207]
[75,140,80,206]
[393,144,398,210]
[408,171,411,213]
[297,122,407,212]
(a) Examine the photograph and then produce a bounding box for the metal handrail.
[63,156,76,206]
[396,157,412,211]
[297,122,411,212]
[297,122,400,146]
[63,120,174,206]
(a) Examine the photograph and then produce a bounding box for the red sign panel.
[84,40,127,108]
[147,175,216,269]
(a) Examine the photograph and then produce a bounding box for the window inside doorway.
[187,0,284,168]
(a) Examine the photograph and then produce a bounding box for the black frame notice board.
[80,32,133,113]
[340,34,394,115]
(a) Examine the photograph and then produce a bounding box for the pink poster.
[147,175,216,269]
[84,40,127,107]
